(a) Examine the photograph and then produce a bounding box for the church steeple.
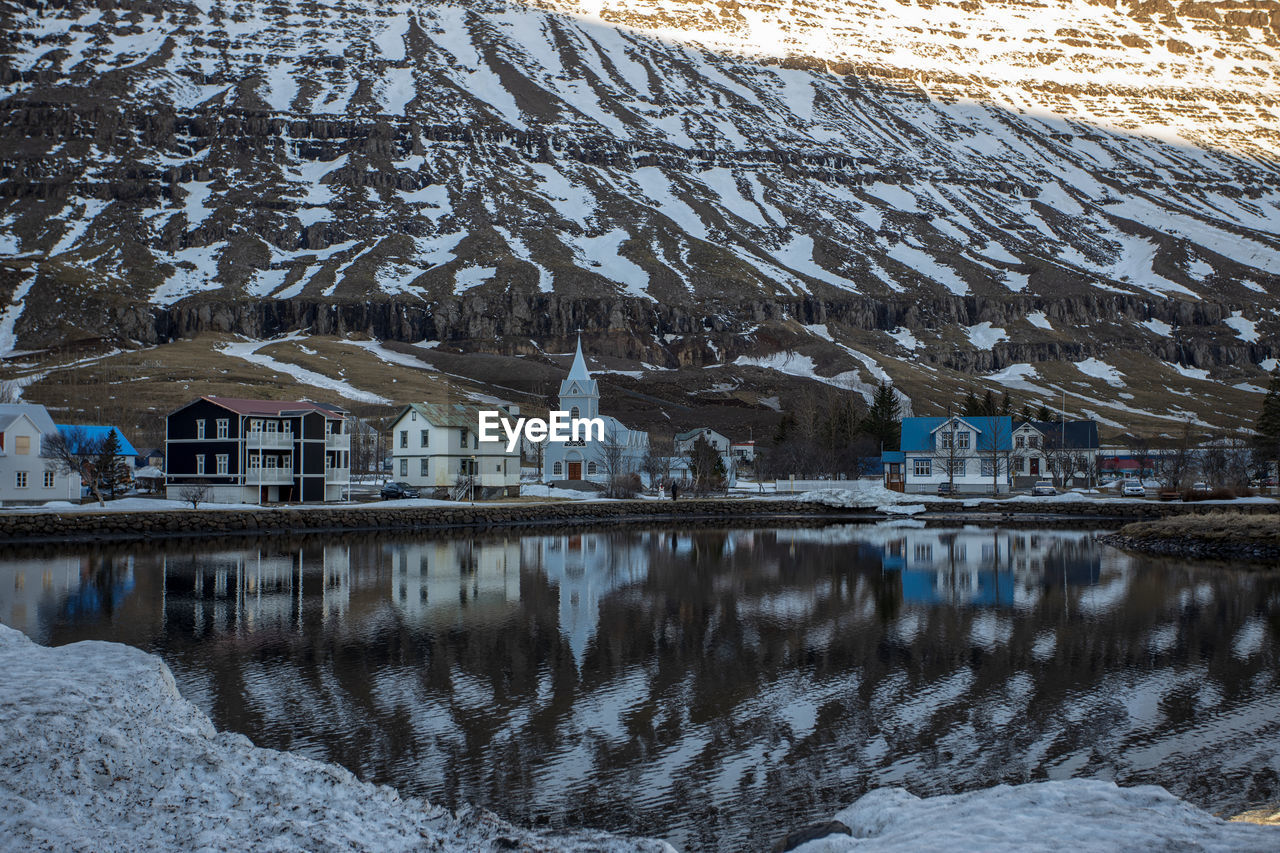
[567,335,591,381]
[558,335,599,419]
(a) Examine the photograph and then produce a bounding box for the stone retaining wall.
[0,500,858,545]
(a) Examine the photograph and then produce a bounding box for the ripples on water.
[2,523,1278,851]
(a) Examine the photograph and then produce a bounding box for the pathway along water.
[2,522,1278,851]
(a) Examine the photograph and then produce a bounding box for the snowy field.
[2,626,1276,851]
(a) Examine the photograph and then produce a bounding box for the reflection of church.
[520,532,650,665]
[542,339,648,484]
[881,530,1099,606]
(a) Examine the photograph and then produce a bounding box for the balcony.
[325,466,351,483]
[325,433,350,449]
[246,467,294,485]
[247,432,294,448]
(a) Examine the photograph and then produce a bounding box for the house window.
[249,455,261,470]
[948,459,967,477]
[913,459,931,477]
[197,420,206,439]
[981,459,995,477]
[570,406,580,420]
[196,455,206,475]
[1030,436,1041,448]
[400,458,408,476]
[281,421,291,434]
[216,419,229,439]
[587,461,597,475]
[553,461,562,476]
[939,431,951,449]
[459,428,469,447]
[43,471,54,488]
[420,430,429,448]
[14,435,29,455]
[400,430,408,449]
[15,471,27,488]
[265,456,277,469]
[250,419,262,433]
[216,454,228,475]
[266,420,278,434]
[1015,435,1025,449]
[957,431,971,450]
[420,458,429,476]
[495,463,501,472]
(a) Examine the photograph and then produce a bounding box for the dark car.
[937,482,956,496]
[381,481,420,500]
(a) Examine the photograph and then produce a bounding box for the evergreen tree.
[1256,368,1280,464]
[981,389,997,417]
[1018,403,1034,424]
[860,381,902,451]
[95,430,127,499]
[962,389,981,416]
[1036,404,1052,421]
[999,393,1013,417]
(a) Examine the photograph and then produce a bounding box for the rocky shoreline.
[1100,513,1280,565]
[1101,534,1280,563]
[1,497,1277,546]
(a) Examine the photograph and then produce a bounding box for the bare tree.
[641,439,675,493]
[178,483,210,509]
[593,424,631,498]
[0,380,20,404]
[44,427,106,506]
[979,416,1015,497]
[938,419,968,494]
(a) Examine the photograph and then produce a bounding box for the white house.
[389,402,520,498]
[730,440,756,463]
[543,339,648,484]
[1012,420,1101,488]
[0,403,81,505]
[673,427,738,488]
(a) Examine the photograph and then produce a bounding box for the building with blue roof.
[899,415,1015,495]
[55,425,139,459]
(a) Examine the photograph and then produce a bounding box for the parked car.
[1032,480,1056,496]
[1122,482,1146,497]
[1191,481,1209,492]
[937,482,956,496]
[380,481,420,500]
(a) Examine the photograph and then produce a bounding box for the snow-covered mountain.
[1,0,1277,432]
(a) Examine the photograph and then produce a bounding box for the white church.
[543,338,649,484]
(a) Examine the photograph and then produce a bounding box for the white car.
[1032,480,1056,496]
[1122,482,1146,497]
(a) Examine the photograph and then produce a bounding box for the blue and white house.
[898,415,1015,495]
[543,339,649,484]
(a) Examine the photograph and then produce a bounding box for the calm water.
[3,523,1279,851]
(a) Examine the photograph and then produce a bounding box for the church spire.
[567,335,591,381]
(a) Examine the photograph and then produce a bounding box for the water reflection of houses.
[161,546,351,635]
[521,533,651,665]
[881,529,1099,607]
[0,555,135,642]
[386,539,521,623]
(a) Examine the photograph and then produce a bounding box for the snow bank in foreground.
[0,626,672,853]
[795,781,1275,852]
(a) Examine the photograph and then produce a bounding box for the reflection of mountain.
[880,529,1102,608]
[3,528,1278,853]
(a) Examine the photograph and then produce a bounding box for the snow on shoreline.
[0,625,673,853]
[794,782,1276,852]
[1,626,1276,852]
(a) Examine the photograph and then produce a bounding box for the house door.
[568,462,582,480]
[1030,458,1039,476]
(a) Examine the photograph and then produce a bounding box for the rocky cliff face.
[0,0,1277,434]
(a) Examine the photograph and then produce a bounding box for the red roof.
[203,396,347,418]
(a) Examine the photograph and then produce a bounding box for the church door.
[568,462,582,480]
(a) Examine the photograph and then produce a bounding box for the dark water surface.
[3,523,1279,851]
